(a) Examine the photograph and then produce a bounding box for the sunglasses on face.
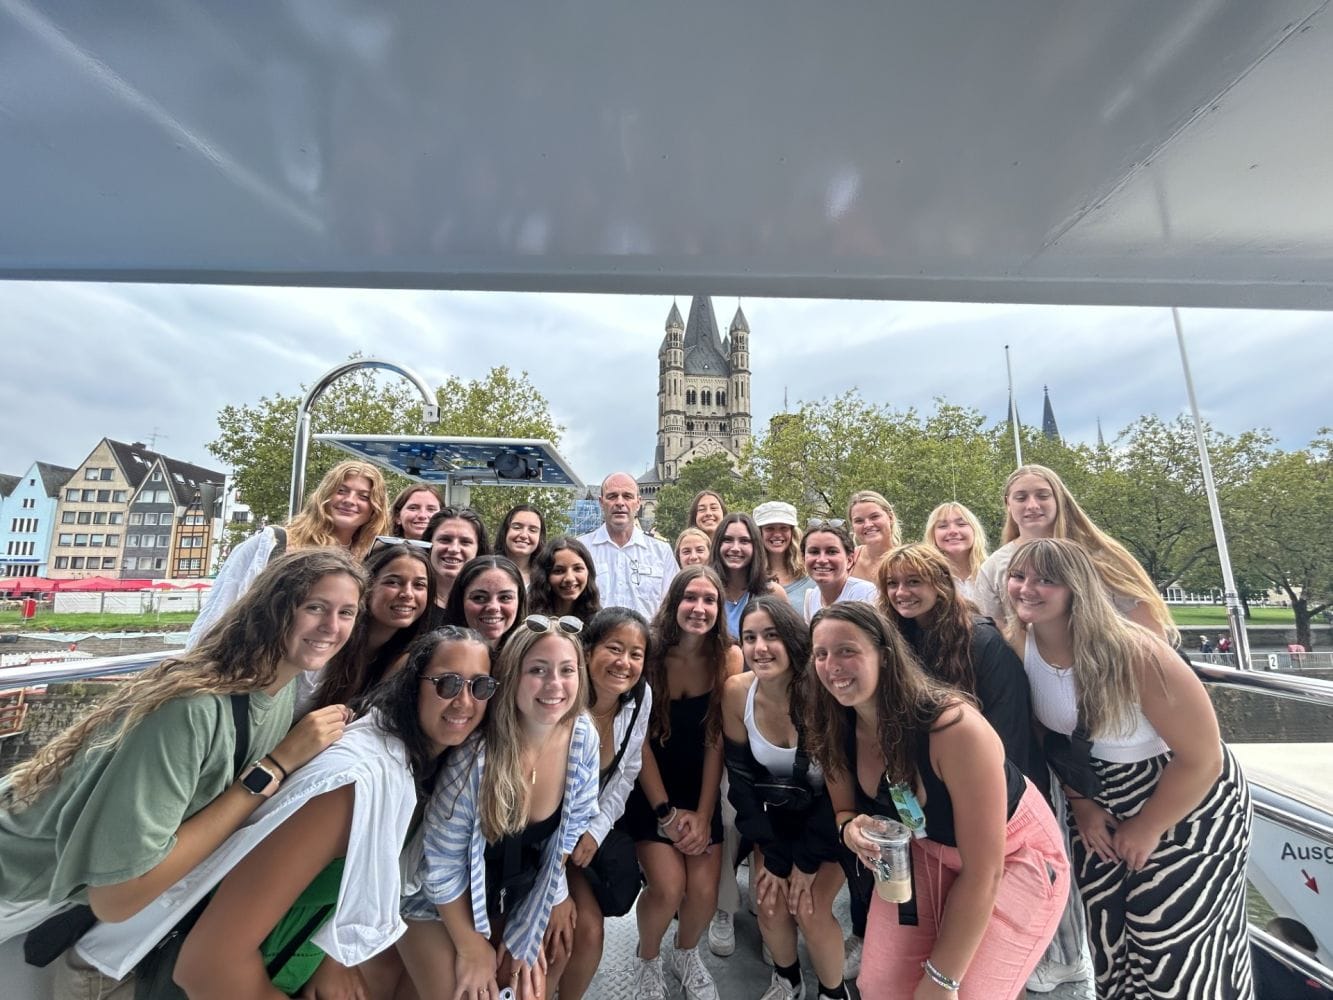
[421,672,499,701]
[372,535,433,553]
[806,518,845,530]
[524,614,584,636]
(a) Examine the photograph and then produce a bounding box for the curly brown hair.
[878,544,978,696]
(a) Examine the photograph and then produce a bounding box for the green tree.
[1227,437,1333,648]
[651,452,763,540]
[208,359,570,558]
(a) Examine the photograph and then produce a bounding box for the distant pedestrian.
[1199,636,1213,655]
[1218,634,1231,654]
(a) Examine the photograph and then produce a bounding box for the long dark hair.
[804,602,962,787]
[709,512,771,598]
[528,536,602,621]
[737,595,811,731]
[494,504,547,563]
[584,606,652,708]
[646,565,732,746]
[877,544,977,696]
[442,555,528,647]
[363,626,491,795]
[314,544,437,710]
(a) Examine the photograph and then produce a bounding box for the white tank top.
[743,680,824,788]
[1023,631,1169,764]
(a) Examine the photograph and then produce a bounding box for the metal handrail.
[1189,659,1333,708]
[0,651,164,688]
[1251,927,1333,991]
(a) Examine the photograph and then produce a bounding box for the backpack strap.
[599,695,644,792]
[267,526,288,564]
[230,692,251,777]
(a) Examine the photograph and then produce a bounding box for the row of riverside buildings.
[0,439,250,581]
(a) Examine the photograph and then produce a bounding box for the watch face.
[242,763,275,795]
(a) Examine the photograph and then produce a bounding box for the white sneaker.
[632,954,668,1000]
[669,944,720,1000]
[758,969,806,1000]
[842,934,863,981]
[708,908,736,957]
[1025,957,1091,993]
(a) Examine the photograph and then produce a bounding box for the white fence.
[0,649,94,670]
[51,591,207,614]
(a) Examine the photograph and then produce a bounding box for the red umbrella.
[0,577,56,592]
[184,582,212,591]
[147,580,178,591]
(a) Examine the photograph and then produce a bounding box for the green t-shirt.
[0,682,295,906]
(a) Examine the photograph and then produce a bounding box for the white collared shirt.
[578,524,677,618]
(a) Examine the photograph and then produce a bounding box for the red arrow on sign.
[1302,869,1319,894]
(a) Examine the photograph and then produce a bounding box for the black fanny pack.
[753,737,815,813]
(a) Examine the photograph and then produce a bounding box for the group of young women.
[0,460,1252,1000]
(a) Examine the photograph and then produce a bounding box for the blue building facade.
[0,461,75,577]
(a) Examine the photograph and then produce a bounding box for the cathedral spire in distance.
[1041,386,1061,442]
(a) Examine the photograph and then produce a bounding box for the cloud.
[2,281,1327,490]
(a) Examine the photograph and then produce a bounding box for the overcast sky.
[3,280,1328,489]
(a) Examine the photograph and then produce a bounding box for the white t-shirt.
[803,577,878,622]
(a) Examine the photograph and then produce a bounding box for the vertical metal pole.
[1172,308,1251,669]
[1006,345,1023,466]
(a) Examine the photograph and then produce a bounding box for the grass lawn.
[1169,605,1296,626]
[0,610,198,632]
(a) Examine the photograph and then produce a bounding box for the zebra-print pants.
[1070,746,1254,1000]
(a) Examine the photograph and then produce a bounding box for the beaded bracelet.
[922,959,961,992]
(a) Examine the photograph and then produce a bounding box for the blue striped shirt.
[414,714,599,965]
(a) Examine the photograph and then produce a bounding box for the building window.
[85,468,101,480]
[70,557,85,569]
[107,533,120,546]
[58,533,73,545]
[66,489,79,502]
[151,469,163,482]
[127,534,140,547]
[100,468,114,481]
[110,512,124,524]
[96,490,111,503]
[74,534,89,547]
[129,513,143,525]
[55,557,69,569]
[81,489,95,502]
[102,558,116,570]
[124,557,138,571]
[93,512,108,524]
[21,497,35,509]
[158,534,171,548]
[231,511,251,523]
[113,490,127,502]
[77,511,92,525]
[160,512,173,525]
[181,536,204,549]
[718,391,726,407]
[62,512,75,524]
[185,514,207,525]
[90,534,104,547]
[143,513,158,526]
[155,490,171,503]
[153,558,166,570]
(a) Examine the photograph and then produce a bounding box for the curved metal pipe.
[288,358,439,517]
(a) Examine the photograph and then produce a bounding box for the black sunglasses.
[421,672,499,701]
[524,614,584,636]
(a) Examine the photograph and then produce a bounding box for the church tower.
[728,305,751,455]
[656,301,686,481]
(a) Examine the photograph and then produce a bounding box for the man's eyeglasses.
[524,614,584,636]
[421,672,499,701]
[806,518,845,530]
[372,535,432,553]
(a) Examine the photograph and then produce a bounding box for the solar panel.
[313,434,585,491]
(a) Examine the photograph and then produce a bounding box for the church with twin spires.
[637,296,753,507]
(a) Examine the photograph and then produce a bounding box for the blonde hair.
[1008,538,1166,739]
[1000,465,1177,644]
[5,549,367,809]
[478,625,588,841]
[760,520,804,581]
[846,490,902,547]
[922,501,989,580]
[287,461,390,557]
[673,527,711,564]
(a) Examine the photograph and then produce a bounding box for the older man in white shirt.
[578,472,677,618]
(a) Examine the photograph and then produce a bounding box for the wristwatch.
[653,801,672,820]
[240,759,281,797]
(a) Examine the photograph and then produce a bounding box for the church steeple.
[1041,386,1061,442]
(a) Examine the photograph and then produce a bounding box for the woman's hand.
[786,867,815,919]
[569,831,598,868]
[274,705,351,771]
[543,896,577,966]
[913,972,959,999]
[497,945,547,1000]
[298,955,368,1000]
[452,930,499,1000]
[752,866,787,917]
[842,814,884,871]
[1069,797,1119,864]
[671,810,709,856]
[1112,814,1164,871]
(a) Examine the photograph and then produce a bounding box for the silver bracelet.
[922,959,961,992]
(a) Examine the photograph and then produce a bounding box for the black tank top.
[844,709,1024,848]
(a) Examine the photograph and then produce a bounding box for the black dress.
[621,692,724,846]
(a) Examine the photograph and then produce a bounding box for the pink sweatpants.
[858,782,1069,1000]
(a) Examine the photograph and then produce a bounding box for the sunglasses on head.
[421,672,499,701]
[372,535,433,553]
[524,614,584,636]
[806,518,845,530]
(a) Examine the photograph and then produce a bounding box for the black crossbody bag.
[753,735,815,813]
[579,696,645,917]
[23,694,252,968]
